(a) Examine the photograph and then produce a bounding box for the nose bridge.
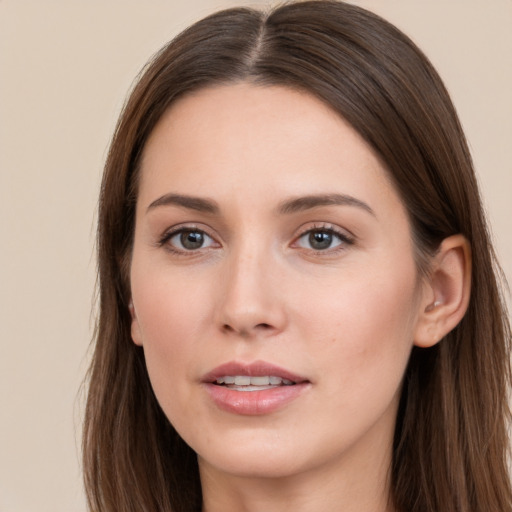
[216,235,285,336]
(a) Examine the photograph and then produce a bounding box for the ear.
[128,298,144,346]
[414,235,471,348]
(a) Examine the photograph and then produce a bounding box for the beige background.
[0,1,510,511]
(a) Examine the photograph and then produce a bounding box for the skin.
[129,83,467,512]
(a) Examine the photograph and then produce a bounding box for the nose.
[215,245,287,338]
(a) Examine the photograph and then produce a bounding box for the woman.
[83,1,512,511]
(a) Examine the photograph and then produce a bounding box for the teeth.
[232,385,275,391]
[249,376,270,385]
[215,375,294,386]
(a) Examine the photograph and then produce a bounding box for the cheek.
[133,259,212,336]
[130,266,212,400]
[297,259,419,397]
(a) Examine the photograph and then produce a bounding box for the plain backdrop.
[1,1,510,511]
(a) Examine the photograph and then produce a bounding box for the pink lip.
[202,360,308,383]
[202,360,311,416]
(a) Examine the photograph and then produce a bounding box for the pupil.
[309,231,332,250]
[181,231,204,250]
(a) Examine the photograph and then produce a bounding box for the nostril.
[221,322,273,336]
[256,323,272,330]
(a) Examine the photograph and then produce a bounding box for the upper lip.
[202,360,309,384]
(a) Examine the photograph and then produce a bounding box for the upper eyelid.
[293,222,355,240]
[161,223,215,237]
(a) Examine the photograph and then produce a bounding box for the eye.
[295,227,352,252]
[163,228,217,252]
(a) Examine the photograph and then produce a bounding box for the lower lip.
[203,383,310,415]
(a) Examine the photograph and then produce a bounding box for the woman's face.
[130,83,427,482]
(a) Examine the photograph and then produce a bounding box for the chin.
[192,425,347,482]
[198,449,308,480]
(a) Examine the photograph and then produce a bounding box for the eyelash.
[293,223,355,255]
[157,223,355,256]
[157,224,218,256]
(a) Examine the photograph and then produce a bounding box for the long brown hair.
[83,2,512,511]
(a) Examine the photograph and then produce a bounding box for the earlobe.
[129,299,144,346]
[414,235,471,348]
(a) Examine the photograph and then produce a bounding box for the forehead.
[138,83,400,217]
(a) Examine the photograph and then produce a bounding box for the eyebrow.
[146,192,375,217]
[278,193,375,216]
[147,193,219,214]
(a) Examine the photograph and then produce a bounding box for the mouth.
[202,361,310,414]
[203,360,308,388]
